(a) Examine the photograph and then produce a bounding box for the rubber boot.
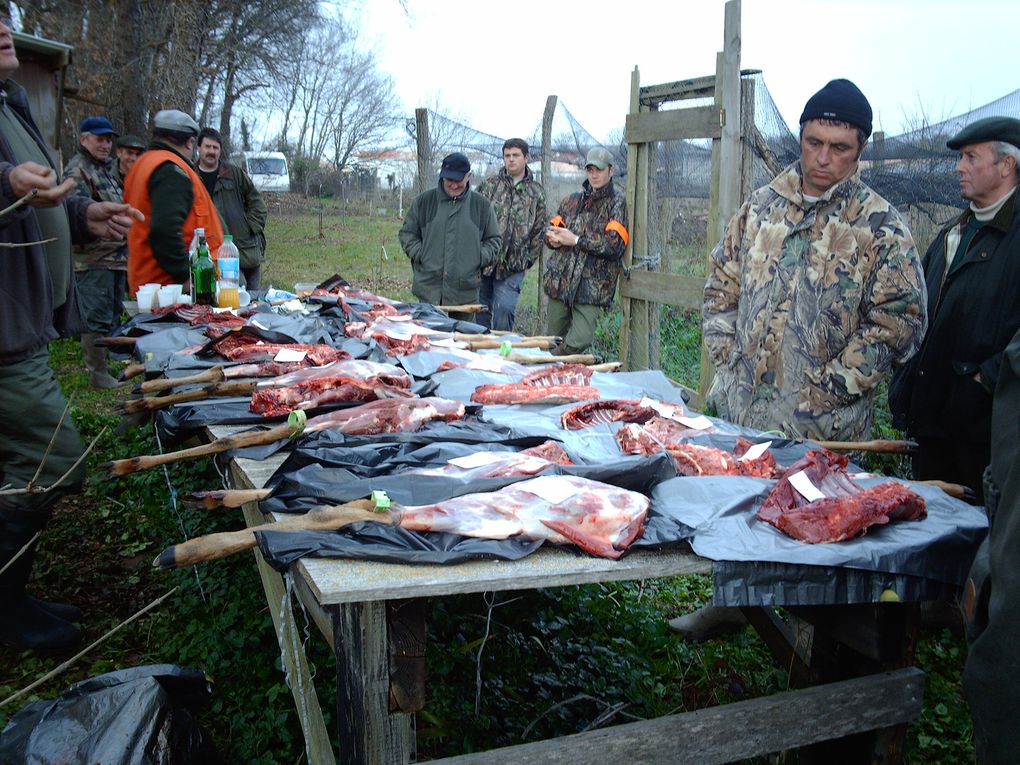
[551,343,585,357]
[667,605,747,641]
[81,332,125,389]
[0,500,82,651]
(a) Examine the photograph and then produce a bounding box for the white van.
[237,151,290,192]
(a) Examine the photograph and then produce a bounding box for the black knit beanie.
[799,79,873,139]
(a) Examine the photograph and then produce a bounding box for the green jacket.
[63,146,127,271]
[963,325,1020,764]
[543,180,628,308]
[205,160,268,268]
[703,162,926,441]
[398,181,501,306]
[476,166,546,279]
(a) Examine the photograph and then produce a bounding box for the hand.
[545,226,578,248]
[8,162,77,207]
[86,201,145,240]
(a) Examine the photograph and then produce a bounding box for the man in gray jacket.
[399,152,500,321]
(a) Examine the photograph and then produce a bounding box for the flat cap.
[585,146,613,169]
[947,116,1020,151]
[116,133,146,150]
[153,109,199,136]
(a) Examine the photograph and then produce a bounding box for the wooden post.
[740,77,757,203]
[538,95,557,331]
[414,108,431,195]
[621,68,640,370]
[698,0,742,401]
[873,130,885,171]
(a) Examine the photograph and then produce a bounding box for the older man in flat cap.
[676,79,927,640]
[399,151,500,321]
[890,117,1020,505]
[115,133,145,182]
[123,109,224,294]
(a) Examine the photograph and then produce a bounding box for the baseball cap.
[153,109,200,137]
[79,116,117,136]
[585,147,614,170]
[439,152,470,181]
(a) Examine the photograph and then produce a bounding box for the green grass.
[0,205,974,764]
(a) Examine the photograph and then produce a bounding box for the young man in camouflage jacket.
[476,138,546,331]
[63,116,128,389]
[674,79,926,643]
[543,147,629,354]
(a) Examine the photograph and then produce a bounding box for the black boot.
[0,500,81,651]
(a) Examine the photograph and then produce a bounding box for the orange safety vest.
[125,148,224,293]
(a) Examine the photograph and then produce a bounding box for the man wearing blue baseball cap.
[399,152,501,321]
[64,116,129,389]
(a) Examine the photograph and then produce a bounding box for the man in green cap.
[890,116,1020,504]
[115,133,145,181]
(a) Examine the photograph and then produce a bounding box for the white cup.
[237,289,251,307]
[158,285,181,307]
[136,287,157,311]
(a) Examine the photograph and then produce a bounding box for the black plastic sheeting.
[255,453,680,570]
[0,665,217,764]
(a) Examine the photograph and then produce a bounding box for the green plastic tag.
[371,490,391,511]
[499,340,513,357]
[287,409,307,438]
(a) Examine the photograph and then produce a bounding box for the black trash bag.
[0,664,218,764]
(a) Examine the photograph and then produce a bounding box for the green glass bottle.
[191,234,216,306]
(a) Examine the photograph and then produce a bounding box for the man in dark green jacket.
[963,325,1020,764]
[399,152,500,321]
[196,127,268,288]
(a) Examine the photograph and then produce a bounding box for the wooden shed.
[11,30,72,155]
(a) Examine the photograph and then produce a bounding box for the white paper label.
[639,396,678,418]
[739,440,772,462]
[384,325,413,340]
[274,348,308,363]
[519,475,580,504]
[387,314,413,321]
[676,414,713,430]
[431,337,464,348]
[283,299,304,312]
[251,319,270,331]
[788,470,826,502]
[448,451,506,469]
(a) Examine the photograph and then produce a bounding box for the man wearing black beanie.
[673,79,928,641]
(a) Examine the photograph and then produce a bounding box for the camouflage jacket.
[63,146,126,271]
[476,166,546,279]
[703,162,927,441]
[543,180,628,308]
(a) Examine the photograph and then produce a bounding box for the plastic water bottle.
[216,234,241,309]
[191,233,216,306]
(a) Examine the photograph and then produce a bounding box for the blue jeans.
[477,271,526,331]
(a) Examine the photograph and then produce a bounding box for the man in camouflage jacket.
[702,80,926,443]
[543,147,628,354]
[476,138,546,331]
[63,116,128,389]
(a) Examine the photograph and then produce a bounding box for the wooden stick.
[813,439,917,454]
[506,352,596,365]
[467,338,553,351]
[122,379,258,414]
[436,303,484,313]
[589,362,621,373]
[101,422,299,477]
[154,500,385,568]
[138,366,226,394]
[94,335,137,348]
[453,333,560,343]
[119,362,145,381]
[183,488,273,509]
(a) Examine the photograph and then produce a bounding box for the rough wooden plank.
[302,548,712,606]
[792,604,915,664]
[538,95,557,329]
[639,74,718,105]
[620,67,640,370]
[619,269,704,309]
[625,105,722,144]
[431,668,925,765]
[630,99,652,371]
[334,602,413,765]
[741,606,813,687]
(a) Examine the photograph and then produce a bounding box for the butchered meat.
[560,400,657,430]
[471,383,599,405]
[304,397,465,436]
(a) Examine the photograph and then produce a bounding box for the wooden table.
[210,426,925,765]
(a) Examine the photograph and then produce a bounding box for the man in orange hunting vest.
[124,109,224,294]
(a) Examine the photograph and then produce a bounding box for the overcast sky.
[347,0,1017,144]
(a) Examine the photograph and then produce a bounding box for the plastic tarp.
[255,452,679,570]
[0,664,217,764]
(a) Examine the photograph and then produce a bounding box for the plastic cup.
[136,286,157,311]
[158,285,181,307]
[237,289,251,307]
